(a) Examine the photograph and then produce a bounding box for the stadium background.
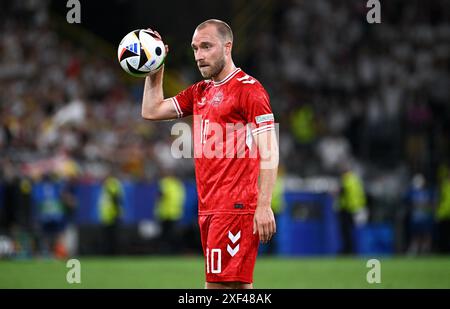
[0,0,449,288]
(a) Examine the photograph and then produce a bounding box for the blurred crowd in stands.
[0,0,449,257]
[251,0,450,254]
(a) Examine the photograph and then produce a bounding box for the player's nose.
[195,55,204,63]
[194,50,205,62]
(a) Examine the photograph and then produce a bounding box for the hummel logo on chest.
[197,97,206,106]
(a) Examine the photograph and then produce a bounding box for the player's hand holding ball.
[117,28,167,77]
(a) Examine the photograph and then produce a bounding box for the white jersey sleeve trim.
[252,124,275,136]
[171,97,183,118]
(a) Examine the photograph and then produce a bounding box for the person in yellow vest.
[154,172,185,253]
[290,104,316,145]
[99,176,123,255]
[338,166,367,254]
[436,166,450,253]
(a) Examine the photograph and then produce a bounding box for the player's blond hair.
[196,19,233,43]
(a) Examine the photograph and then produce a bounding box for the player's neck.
[212,62,236,83]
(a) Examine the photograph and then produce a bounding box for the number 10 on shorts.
[206,248,222,274]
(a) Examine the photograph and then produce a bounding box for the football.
[117,29,166,77]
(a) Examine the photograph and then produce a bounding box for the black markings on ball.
[155,47,162,56]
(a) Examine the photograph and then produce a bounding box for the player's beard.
[199,55,226,80]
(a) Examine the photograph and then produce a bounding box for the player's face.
[192,26,226,80]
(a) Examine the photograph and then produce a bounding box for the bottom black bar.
[1,289,448,307]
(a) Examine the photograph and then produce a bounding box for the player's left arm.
[253,129,279,244]
[241,81,278,243]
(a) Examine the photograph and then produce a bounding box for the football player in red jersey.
[141,19,279,289]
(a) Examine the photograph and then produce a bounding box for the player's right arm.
[141,65,179,121]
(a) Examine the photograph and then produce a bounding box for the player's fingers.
[258,229,265,243]
[253,217,257,235]
[146,28,163,40]
[165,44,169,54]
[259,222,268,243]
[267,221,273,241]
[266,221,273,241]
[269,220,276,240]
[154,30,162,39]
[264,222,271,243]
[257,222,263,242]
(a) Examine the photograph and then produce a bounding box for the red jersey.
[171,68,275,215]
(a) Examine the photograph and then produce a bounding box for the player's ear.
[224,41,232,56]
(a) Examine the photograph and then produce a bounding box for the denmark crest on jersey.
[211,91,224,106]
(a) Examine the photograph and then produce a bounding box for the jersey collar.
[213,68,241,86]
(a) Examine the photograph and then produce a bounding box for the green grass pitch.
[1,256,449,288]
